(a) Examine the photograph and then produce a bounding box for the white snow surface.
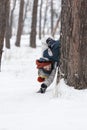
[0,36,87,130]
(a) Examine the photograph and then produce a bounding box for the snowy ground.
[0,36,87,130]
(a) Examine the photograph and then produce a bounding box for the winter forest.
[0,0,87,130]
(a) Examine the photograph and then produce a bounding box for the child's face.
[43,64,51,71]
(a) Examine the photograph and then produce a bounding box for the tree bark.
[30,0,38,48]
[39,0,43,39]
[0,0,8,71]
[60,0,87,89]
[5,0,10,49]
[15,0,24,47]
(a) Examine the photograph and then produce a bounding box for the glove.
[46,37,55,48]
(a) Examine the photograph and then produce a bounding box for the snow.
[0,35,87,130]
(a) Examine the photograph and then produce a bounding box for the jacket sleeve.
[43,40,60,63]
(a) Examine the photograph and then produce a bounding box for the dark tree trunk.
[0,0,8,71]
[60,0,87,89]
[5,0,10,49]
[30,0,38,48]
[15,0,24,47]
[39,0,43,39]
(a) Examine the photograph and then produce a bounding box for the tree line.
[0,0,60,68]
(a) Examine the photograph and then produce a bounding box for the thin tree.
[51,0,54,34]
[0,0,9,71]
[30,0,38,48]
[15,0,24,47]
[42,0,48,36]
[23,0,29,29]
[39,0,43,39]
[9,0,16,38]
[60,0,87,89]
[52,13,61,37]
[5,0,10,49]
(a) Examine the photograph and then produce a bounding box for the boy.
[36,37,60,93]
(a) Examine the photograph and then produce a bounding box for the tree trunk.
[23,0,29,30]
[39,0,43,39]
[42,0,48,36]
[0,0,8,71]
[5,0,10,49]
[9,0,16,38]
[52,13,61,37]
[15,0,24,47]
[61,0,87,89]
[51,0,54,34]
[30,0,38,48]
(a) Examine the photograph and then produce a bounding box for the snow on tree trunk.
[60,0,87,89]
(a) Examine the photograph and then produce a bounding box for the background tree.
[42,0,48,36]
[52,13,61,37]
[30,0,38,48]
[0,0,9,71]
[9,0,16,38]
[51,0,54,34]
[22,0,29,30]
[5,0,10,49]
[39,0,43,39]
[15,0,24,47]
[60,0,87,89]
